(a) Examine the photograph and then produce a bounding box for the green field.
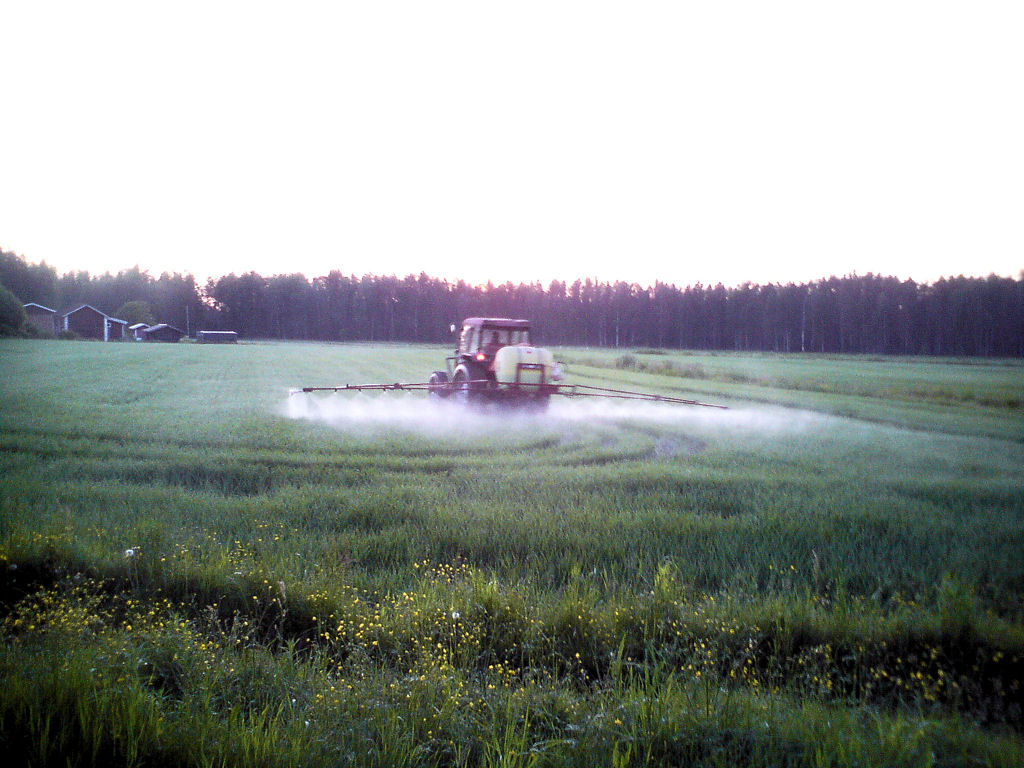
[1,339,1023,767]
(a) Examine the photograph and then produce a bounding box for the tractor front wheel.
[452,365,482,406]
[428,370,451,399]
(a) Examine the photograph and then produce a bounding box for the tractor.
[294,317,726,411]
[427,317,558,408]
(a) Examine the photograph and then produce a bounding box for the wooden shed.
[129,323,150,341]
[62,304,128,341]
[22,303,59,336]
[140,323,185,343]
[196,330,238,344]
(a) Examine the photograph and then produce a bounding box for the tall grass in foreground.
[1,339,1022,765]
[2,563,1021,767]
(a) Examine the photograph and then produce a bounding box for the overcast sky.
[2,1,1021,288]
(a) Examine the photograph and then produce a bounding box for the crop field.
[1,338,1023,767]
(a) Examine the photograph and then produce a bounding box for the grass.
[1,338,1023,766]
[569,348,1024,441]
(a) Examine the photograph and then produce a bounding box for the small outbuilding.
[196,330,238,344]
[140,323,185,343]
[23,303,59,335]
[62,304,127,341]
[129,323,150,341]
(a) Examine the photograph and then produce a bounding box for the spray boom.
[290,380,725,409]
[291,318,727,411]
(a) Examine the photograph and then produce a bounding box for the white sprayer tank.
[493,345,556,388]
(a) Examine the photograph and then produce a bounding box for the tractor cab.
[457,318,531,365]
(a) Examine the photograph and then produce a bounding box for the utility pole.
[800,288,808,353]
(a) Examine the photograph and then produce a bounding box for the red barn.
[22,303,59,335]
[62,305,128,341]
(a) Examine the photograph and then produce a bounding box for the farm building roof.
[23,302,56,313]
[142,323,184,334]
[63,304,128,324]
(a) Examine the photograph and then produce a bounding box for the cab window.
[459,325,474,353]
[479,328,531,347]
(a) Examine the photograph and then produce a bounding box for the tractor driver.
[484,331,503,356]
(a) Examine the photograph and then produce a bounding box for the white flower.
[451,611,461,620]
[125,548,137,558]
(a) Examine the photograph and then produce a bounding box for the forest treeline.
[2,249,1022,356]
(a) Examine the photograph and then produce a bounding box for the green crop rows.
[1,339,1022,767]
